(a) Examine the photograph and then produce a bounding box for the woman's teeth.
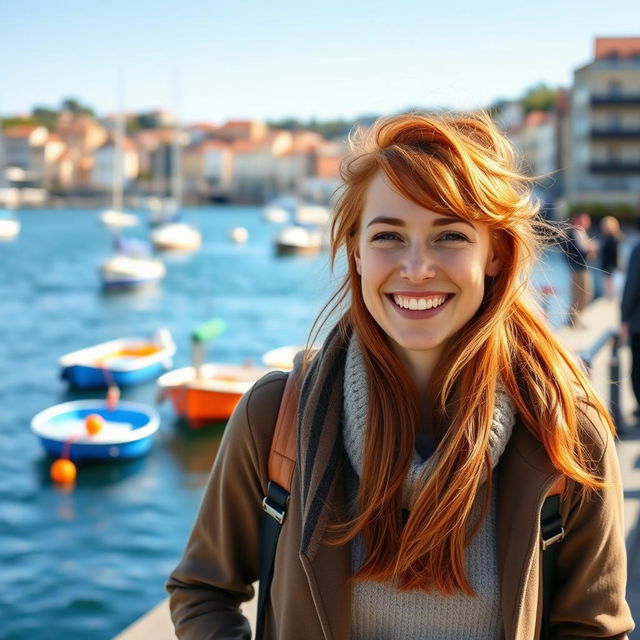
[392,295,447,311]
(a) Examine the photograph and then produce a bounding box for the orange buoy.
[85,413,105,435]
[51,458,77,484]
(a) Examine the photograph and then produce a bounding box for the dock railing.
[579,329,625,435]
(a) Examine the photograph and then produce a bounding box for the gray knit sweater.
[343,336,515,640]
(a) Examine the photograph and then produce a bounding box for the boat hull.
[31,400,160,462]
[59,337,176,389]
[61,361,169,389]
[158,363,271,428]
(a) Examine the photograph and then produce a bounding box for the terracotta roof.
[198,139,229,151]
[4,125,40,138]
[189,122,218,131]
[595,37,640,60]
[525,111,551,127]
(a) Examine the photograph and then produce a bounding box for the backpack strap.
[540,475,567,640]
[256,371,299,640]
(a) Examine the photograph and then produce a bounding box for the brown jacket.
[167,330,633,640]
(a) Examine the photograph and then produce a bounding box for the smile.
[391,294,449,311]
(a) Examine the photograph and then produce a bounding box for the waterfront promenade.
[118,295,640,638]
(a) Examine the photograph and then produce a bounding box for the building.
[92,136,139,191]
[567,37,640,208]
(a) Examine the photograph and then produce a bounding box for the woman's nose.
[400,245,436,281]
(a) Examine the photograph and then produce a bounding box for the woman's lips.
[386,293,453,319]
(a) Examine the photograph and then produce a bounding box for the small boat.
[263,205,289,224]
[158,362,272,427]
[157,318,270,428]
[99,209,139,229]
[294,204,330,226]
[31,399,160,461]
[0,213,20,240]
[275,224,324,256]
[261,345,302,371]
[100,254,166,289]
[60,330,176,389]
[151,222,202,252]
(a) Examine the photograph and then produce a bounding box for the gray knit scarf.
[343,334,516,508]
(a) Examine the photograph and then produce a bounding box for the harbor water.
[0,206,572,639]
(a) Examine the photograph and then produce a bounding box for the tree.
[32,106,59,130]
[60,97,95,117]
[520,84,559,113]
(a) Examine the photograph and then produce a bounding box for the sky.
[1,0,639,125]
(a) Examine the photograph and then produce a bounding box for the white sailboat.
[100,76,164,289]
[98,92,139,230]
[150,86,201,253]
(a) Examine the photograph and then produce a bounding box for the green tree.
[32,106,59,130]
[520,84,558,113]
[60,97,95,117]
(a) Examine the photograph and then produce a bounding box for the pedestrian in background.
[167,113,632,639]
[562,212,597,328]
[599,215,622,299]
[621,237,640,422]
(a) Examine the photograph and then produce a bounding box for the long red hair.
[312,112,614,595]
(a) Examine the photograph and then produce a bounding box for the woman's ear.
[485,250,501,277]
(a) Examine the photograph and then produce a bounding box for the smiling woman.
[167,113,633,640]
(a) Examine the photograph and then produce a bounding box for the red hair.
[312,112,614,595]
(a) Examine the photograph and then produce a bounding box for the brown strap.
[268,372,299,492]
[547,475,567,496]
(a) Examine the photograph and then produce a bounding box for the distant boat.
[275,224,324,256]
[60,330,176,389]
[100,253,166,289]
[150,221,201,252]
[0,211,20,240]
[31,400,160,461]
[261,345,302,371]
[157,318,270,428]
[294,204,331,226]
[100,209,139,229]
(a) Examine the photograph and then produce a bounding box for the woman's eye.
[439,231,468,243]
[371,231,401,242]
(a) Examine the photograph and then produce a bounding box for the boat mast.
[171,71,182,209]
[112,69,125,213]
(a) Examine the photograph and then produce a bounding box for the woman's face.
[355,173,500,375]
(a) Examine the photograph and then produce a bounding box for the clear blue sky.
[1,0,639,124]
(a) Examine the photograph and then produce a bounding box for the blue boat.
[59,331,176,389]
[31,400,160,462]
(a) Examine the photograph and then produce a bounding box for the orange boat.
[157,362,271,428]
[157,318,271,428]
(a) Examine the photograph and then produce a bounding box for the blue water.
[0,206,572,639]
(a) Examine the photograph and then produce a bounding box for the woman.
[167,114,633,639]
[600,215,622,299]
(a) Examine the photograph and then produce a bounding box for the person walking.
[600,215,622,299]
[562,212,597,328]
[621,238,640,421]
[167,113,633,639]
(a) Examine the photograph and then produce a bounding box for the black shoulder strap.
[540,477,566,640]
[256,371,299,640]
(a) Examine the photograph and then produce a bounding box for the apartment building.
[567,37,640,207]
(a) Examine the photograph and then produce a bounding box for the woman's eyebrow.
[366,215,475,229]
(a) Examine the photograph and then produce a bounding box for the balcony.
[589,161,640,174]
[590,127,640,139]
[591,94,640,107]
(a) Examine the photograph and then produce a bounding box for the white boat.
[100,209,139,229]
[261,345,303,370]
[0,214,20,240]
[263,205,289,223]
[294,204,331,226]
[275,225,324,256]
[100,254,166,289]
[151,222,202,252]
